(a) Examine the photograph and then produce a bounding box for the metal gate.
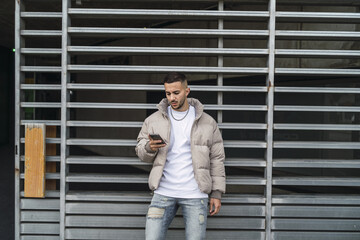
[15,0,360,239]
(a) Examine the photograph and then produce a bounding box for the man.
[135,72,226,240]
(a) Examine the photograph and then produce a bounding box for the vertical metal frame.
[14,0,23,239]
[217,0,224,123]
[15,1,360,239]
[265,0,276,239]
[60,0,71,239]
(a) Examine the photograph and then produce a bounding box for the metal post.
[265,0,276,239]
[218,0,224,123]
[14,0,22,239]
[60,0,71,239]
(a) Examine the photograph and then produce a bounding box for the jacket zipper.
[190,109,202,189]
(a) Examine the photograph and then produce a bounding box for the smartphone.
[149,134,166,144]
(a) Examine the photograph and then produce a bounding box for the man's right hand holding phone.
[148,134,166,152]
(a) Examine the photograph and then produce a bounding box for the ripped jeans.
[146,193,208,240]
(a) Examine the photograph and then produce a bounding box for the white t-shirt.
[154,105,208,198]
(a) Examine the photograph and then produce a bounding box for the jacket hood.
[157,97,204,120]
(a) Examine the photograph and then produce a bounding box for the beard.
[171,97,185,110]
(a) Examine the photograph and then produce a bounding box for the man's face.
[164,81,190,111]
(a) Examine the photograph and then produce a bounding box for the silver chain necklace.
[170,107,190,121]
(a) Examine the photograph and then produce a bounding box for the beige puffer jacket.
[135,98,226,199]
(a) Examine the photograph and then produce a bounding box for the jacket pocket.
[196,168,212,194]
[193,145,210,170]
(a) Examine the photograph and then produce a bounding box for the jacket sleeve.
[135,119,158,163]
[209,124,226,199]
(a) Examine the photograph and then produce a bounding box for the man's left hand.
[209,198,221,216]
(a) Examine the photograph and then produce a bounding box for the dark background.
[0,0,15,239]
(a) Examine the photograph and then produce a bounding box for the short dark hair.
[163,72,187,84]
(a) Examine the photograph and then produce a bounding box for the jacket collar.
[157,97,204,120]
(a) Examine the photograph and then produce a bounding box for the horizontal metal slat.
[66,174,148,183]
[66,215,265,229]
[275,105,360,112]
[66,156,148,165]
[276,30,360,40]
[225,158,266,167]
[66,203,265,217]
[21,156,60,162]
[68,27,269,38]
[67,83,268,92]
[66,229,265,240]
[67,102,267,111]
[21,223,59,234]
[272,219,360,231]
[274,141,360,149]
[273,177,360,187]
[222,194,266,204]
[276,11,360,23]
[21,137,61,144]
[227,176,266,185]
[67,121,267,129]
[21,199,60,210]
[21,211,60,222]
[276,49,360,58]
[272,206,360,218]
[276,68,360,76]
[273,159,360,168]
[68,46,269,56]
[20,173,60,180]
[21,12,62,18]
[67,138,267,148]
[66,191,152,202]
[21,191,60,198]
[202,205,261,217]
[272,232,360,240]
[21,102,61,108]
[21,236,60,240]
[219,123,267,129]
[66,138,136,146]
[21,48,62,55]
[67,120,143,128]
[65,191,265,204]
[21,66,62,72]
[68,8,269,19]
[66,174,265,185]
[275,87,360,93]
[65,203,149,215]
[274,124,360,131]
[272,195,360,205]
[68,65,269,74]
[21,120,61,126]
[224,140,267,148]
[21,84,62,90]
[21,30,62,36]
[67,102,157,109]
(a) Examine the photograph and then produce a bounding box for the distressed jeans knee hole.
[147,207,165,219]
[198,214,205,224]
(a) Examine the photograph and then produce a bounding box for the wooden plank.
[24,123,46,198]
[46,126,57,190]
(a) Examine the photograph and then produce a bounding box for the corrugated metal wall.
[15,0,360,239]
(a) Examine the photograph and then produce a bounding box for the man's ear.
[186,87,190,97]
